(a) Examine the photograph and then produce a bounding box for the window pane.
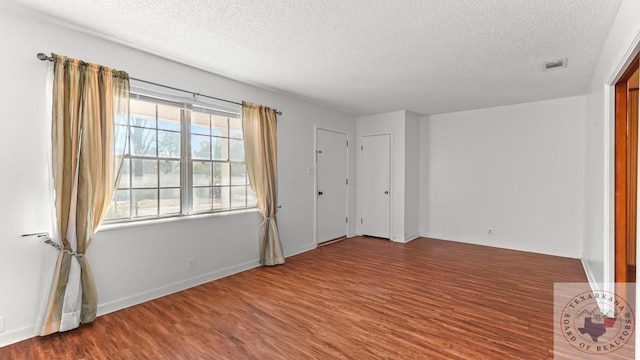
[158,119,180,132]
[130,127,157,156]
[214,163,230,185]
[131,99,157,120]
[160,160,180,187]
[131,159,158,188]
[230,163,246,185]
[213,186,229,210]
[132,189,158,218]
[157,104,181,131]
[231,186,246,208]
[193,162,211,186]
[191,112,210,135]
[193,187,212,212]
[230,139,244,161]
[212,137,228,160]
[118,159,131,188]
[158,130,181,158]
[191,134,211,160]
[159,188,181,215]
[212,116,228,137]
[247,186,257,207]
[229,117,242,139]
[115,114,129,126]
[130,115,156,129]
[105,189,130,220]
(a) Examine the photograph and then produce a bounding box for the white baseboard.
[392,235,419,243]
[285,243,317,257]
[97,259,260,317]
[0,326,36,348]
[404,234,419,243]
[580,257,601,293]
[101,242,320,318]
[421,233,581,259]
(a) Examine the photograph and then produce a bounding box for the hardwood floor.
[0,237,587,359]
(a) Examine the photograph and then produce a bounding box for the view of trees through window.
[104,97,256,222]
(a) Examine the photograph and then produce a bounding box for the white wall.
[404,112,420,241]
[419,96,586,258]
[582,0,640,287]
[0,3,356,347]
[356,111,406,242]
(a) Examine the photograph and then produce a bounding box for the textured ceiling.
[9,0,623,116]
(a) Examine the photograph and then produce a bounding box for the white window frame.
[104,90,255,224]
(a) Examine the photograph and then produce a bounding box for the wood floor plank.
[0,237,588,359]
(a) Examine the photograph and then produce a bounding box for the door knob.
[318,191,323,195]
[384,191,389,194]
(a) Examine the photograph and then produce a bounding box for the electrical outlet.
[187,257,196,271]
[0,316,5,334]
[488,228,493,235]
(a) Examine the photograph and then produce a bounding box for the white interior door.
[361,134,390,238]
[316,129,348,243]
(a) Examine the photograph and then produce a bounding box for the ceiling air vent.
[544,58,568,71]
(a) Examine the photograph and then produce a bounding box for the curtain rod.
[36,53,282,116]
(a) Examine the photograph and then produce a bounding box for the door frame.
[604,33,640,289]
[314,126,350,246]
[614,52,639,283]
[358,131,393,239]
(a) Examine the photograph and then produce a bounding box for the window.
[104,96,256,222]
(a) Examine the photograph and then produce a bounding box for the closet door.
[361,134,390,239]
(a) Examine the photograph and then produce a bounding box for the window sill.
[97,208,260,233]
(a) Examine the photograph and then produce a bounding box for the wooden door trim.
[614,52,640,283]
[615,81,629,282]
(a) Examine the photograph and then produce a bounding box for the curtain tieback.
[44,239,85,258]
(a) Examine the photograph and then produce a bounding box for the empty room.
[1,0,639,359]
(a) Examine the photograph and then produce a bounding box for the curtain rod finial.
[37,53,50,61]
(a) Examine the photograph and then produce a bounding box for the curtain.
[35,54,129,335]
[242,101,284,266]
